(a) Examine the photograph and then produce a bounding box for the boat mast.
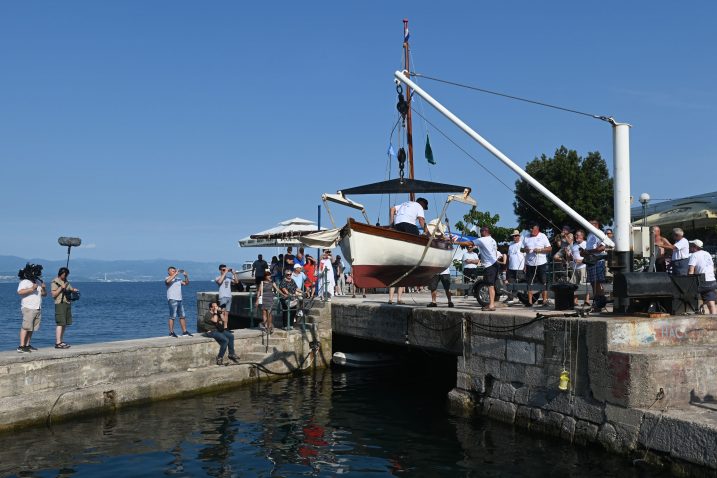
[403,19,416,201]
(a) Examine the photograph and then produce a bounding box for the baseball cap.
[511,230,521,236]
[689,239,704,248]
[294,264,302,269]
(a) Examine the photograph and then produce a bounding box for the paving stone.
[574,420,599,445]
[499,382,517,402]
[573,396,605,424]
[506,340,536,364]
[472,335,506,360]
[598,423,619,451]
[561,416,577,442]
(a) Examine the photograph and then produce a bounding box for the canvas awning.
[631,192,717,229]
[339,178,469,195]
[238,217,326,248]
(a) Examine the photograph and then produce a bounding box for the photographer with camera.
[215,264,239,331]
[165,266,192,338]
[16,263,46,353]
[203,301,239,366]
[51,267,79,349]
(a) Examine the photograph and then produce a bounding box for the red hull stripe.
[351,265,445,288]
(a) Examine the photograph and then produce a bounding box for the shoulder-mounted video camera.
[18,263,43,282]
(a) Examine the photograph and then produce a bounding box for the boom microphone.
[58,237,82,247]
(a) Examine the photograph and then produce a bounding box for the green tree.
[454,207,514,242]
[513,146,613,232]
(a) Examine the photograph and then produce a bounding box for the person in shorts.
[216,264,239,330]
[51,267,79,349]
[165,266,192,338]
[474,227,501,311]
[428,267,453,308]
[251,254,269,288]
[16,263,46,353]
[521,224,552,307]
[569,230,589,306]
[688,239,716,315]
[505,230,525,304]
[256,274,276,333]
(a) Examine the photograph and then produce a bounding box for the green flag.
[425,134,435,165]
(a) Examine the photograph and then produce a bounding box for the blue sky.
[1,1,715,262]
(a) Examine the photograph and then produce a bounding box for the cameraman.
[51,267,78,349]
[215,264,239,330]
[16,264,46,353]
[203,301,239,366]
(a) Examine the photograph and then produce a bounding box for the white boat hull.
[339,219,454,288]
[332,351,398,368]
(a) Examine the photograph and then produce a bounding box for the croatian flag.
[404,29,410,43]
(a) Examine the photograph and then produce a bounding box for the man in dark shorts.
[51,267,79,349]
[427,267,453,308]
[521,224,552,307]
[390,197,428,235]
[252,254,269,287]
[474,227,501,311]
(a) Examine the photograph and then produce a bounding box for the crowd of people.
[12,203,715,361]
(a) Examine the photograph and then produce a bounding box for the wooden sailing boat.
[306,21,476,289]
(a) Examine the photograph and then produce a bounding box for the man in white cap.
[505,230,525,304]
[688,239,716,314]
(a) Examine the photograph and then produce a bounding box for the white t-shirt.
[18,279,42,310]
[586,233,605,254]
[462,250,480,269]
[688,250,715,282]
[166,276,184,301]
[672,238,690,261]
[522,233,550,266]
[440,266,450,275]
[571,241,587,270]
[217,272,234,299]
[394,201,424,225]
[508,242,525,271]
[474,236,499,267]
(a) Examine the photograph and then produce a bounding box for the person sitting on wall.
[203,301,239,366]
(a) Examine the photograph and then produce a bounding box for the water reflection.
[0,367,669,477]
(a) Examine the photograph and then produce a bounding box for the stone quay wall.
[331,302,717,471]
[0,297,333,433]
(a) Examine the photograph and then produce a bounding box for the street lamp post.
[639,193,650,226]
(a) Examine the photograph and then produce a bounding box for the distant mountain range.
[0,255,226,282]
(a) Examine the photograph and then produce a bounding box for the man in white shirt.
[16,263,47,353]
[521,224,552,307]
[474,227,501,311]
[505,230,525,304]
[216,264,239,330]
[687,239,716,314]
[166,266,192,338]
[462,243,480,282]
[569,229,589,306]
[390,197,428,235]
[662,228,690,276]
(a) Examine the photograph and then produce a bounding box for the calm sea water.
[0,366,668,478]
[0,282,668,477]
[0,281,212,351]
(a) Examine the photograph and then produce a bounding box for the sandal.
[397,300,405,305]
[448,302,455,308]
[387,300,393,305]
[427,302,437,308]
[481,306,496,312]
[55,342,71,349]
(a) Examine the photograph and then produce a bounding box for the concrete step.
[605,343,717,410]
[607,316,717,349]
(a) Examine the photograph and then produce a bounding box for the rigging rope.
[410,106,562,232]
[410,72,612,122]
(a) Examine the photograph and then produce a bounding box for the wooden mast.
[402,18,416,201]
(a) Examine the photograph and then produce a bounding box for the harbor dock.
[1,291,715,472]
